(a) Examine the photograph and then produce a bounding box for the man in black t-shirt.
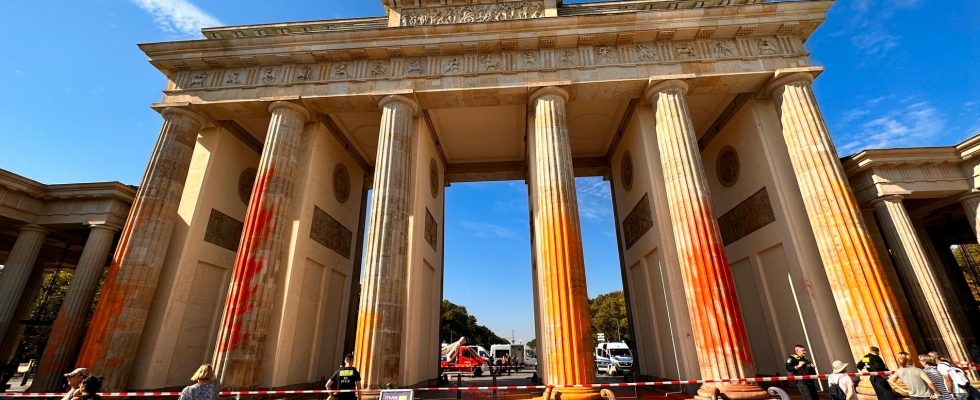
[327,354,361,400]
[786,344,819,400]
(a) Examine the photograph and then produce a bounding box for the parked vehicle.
[441,338,488,376]
[490,343,537,370]
[595,341,633,376]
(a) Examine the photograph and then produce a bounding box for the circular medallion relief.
[429,159,439,198]
[238,168,258,205]
[333,163,351,203]
[621,152,634,191]
[717,146,740,187]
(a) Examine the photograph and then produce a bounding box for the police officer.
[786,344,819,400]
[857,346,896,400]
[327,354,361,400]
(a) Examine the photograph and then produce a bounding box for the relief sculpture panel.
[717,188,776,245]
[310,206,353,258]
[622,193,654,250]
[399,1,545,27]
[204,209,244,252]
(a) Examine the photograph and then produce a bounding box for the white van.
[595,341,633,376]
[490,344,538,368]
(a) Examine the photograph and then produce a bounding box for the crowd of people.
[788,344,980,400]
[49,345,980,400]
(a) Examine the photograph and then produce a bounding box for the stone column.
[212,101,310,387]
[76,107,205,390]
[645,80,766,400]
[527,87,597,400]
[767,72,915,374]
[0,265,44,363]
[873,196,971,360]
[960,193,980,244]
[33,223,119,391]
[353,95,419,390]
[0,225,47,342]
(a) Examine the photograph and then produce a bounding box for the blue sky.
[0,0,976,342]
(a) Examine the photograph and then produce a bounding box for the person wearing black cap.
[786,344,819,400]
[857,346,896,400]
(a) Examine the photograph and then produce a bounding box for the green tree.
[589,290,629,343]
[441,299,508,348]
[15,270,73,362]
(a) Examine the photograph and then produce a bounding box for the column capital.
[268,101,311,122]
[643,79,690,102]
[86,222,121,233]
[17,224,48,235]
[378,94,420,116]
[159,107,207,128]
[956,191,980,202]
[870,194,905,205]
[766,71,815,98]
[528,86,569,104]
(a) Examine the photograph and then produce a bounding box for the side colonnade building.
[1,0,977,398]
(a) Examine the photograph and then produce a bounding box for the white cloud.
[838,100,945,154]
[575,177,613,221]
[131,0,222,38]
[459,220,517,239]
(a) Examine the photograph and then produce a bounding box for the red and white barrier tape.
[4,368,977,398]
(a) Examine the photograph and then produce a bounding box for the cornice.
[842,133,980,177]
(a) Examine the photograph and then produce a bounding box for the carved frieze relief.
[399,1,545,27]
[173,35,798,91]
[717,188,775,245]
[204,209,244,252]
[310,206,353,258]
[622,193,654,250]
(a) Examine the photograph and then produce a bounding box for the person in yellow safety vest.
[856,346,896,400]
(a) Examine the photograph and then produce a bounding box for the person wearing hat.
[857,346,896,400]
[827,360,856,400]
[61,368,90,400]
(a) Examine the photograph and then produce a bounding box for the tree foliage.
[589,290,630,343]
[15,270,73,362]
[441,299,508,348]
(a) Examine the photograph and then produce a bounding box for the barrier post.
[456,373,462,400]
[492,370,497,400]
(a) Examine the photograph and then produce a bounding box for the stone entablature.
[145,0,824,74]
[0,169,136,228]
[168,34,804,93]
[397,1,546,27]
[843,135,980,204]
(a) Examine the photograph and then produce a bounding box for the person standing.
[326,354,361,400]
[178,364,219,400]
[857,346,896,400]
[920,354,954,400]
[889,352,939,400]
[931,353,970,400]
[60,368,90,400]
[786,344,819,400]
[827,360,857,400]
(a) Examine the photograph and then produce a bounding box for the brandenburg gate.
[24,0,972,398]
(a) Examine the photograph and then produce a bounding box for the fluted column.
[960,194,980,244]
[0,265,44,363]
[527,87,597,400]
[645,80,766,400]
[212,101,310,387]
[0,225,48,341]
[33,224,120,391]
[354,95,419,391]
[76,107,205,390]
[768,72,915,374]
[873,196,971,363]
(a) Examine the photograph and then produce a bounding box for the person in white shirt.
[827,360,857,400]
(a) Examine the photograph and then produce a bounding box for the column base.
[856,379,878,400]
[697,383,769,400]
[534,386,601,400]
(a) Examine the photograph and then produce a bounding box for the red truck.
[440,338,488,377]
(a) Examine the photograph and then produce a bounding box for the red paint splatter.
[217,165,277,352]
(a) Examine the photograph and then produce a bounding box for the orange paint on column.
[646,80,766,400]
